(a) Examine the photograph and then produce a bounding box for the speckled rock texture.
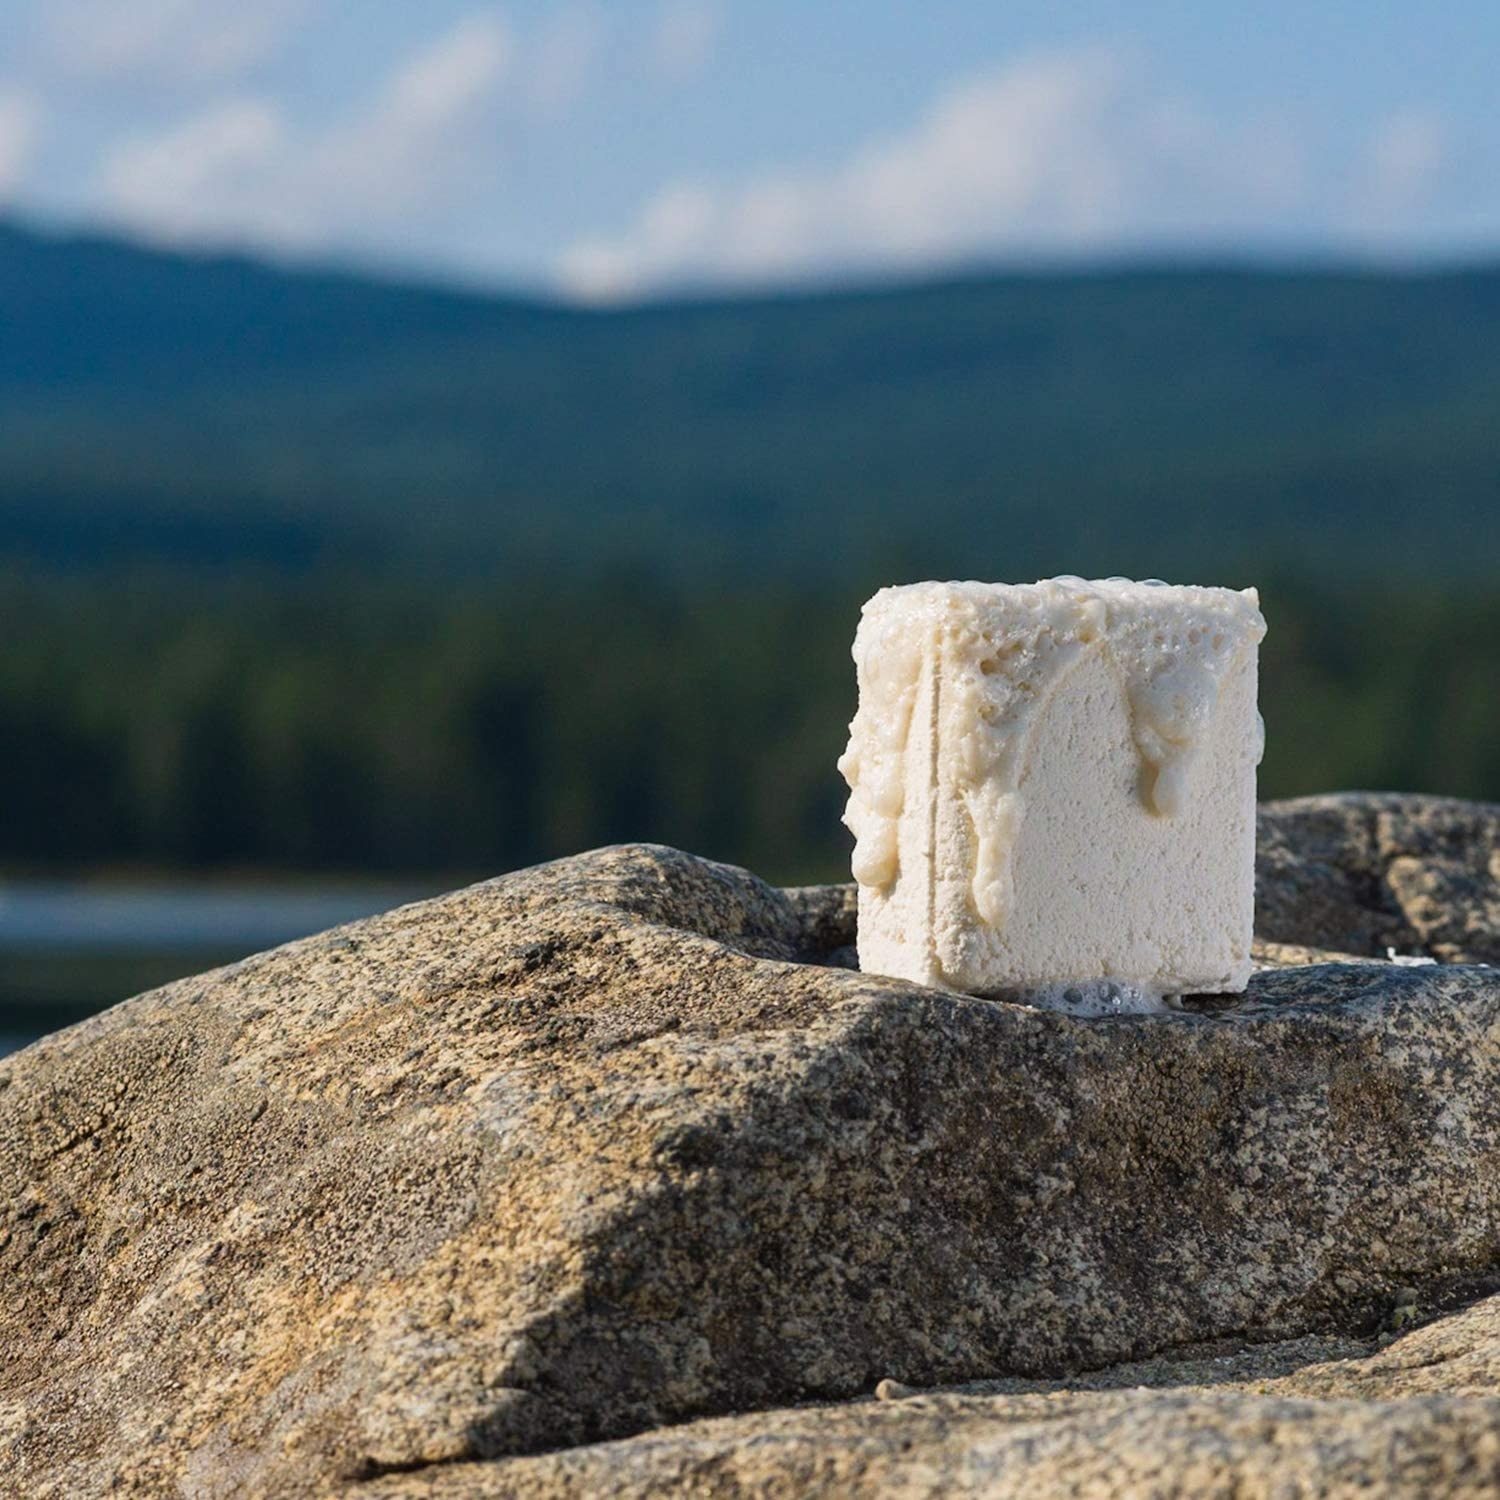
[1,791,1497,1497]
[1256,792,1500,963]
[367,1291,1500,1498]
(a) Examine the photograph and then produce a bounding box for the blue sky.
[2,0,1497,298]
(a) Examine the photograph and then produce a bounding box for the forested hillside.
[2,571,1495,884]
[3,220,1499,582]
[2,220,1498,879]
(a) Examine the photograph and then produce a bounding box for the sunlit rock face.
[429,1295,1500,1499]
[1,792,1498,1495]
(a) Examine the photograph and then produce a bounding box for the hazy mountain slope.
[2,220,1498,579]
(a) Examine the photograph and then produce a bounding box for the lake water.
[0,878,434,1058]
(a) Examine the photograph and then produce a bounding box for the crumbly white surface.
[837,577,1266,998]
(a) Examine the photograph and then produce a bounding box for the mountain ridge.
[3,215,1499,582]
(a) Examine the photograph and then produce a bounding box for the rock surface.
[369,1292,1500,1498]
[0,791,1497,1496]
[1255,792,1500,963]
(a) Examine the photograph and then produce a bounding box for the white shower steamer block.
[837,578,1267,1004]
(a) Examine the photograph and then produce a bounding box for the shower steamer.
[837,578,1267,1007]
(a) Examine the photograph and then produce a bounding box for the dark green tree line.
[1,569,1496,885]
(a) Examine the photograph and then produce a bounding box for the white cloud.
[97,12,511,249]
[1352,108,1447,232]
[311,10,511,221]
[97,99,292,237]
[650,0,722,81]
[0,91,42,195]
[40,0,314,88]
[526,5,607,117]
[558,45,1347,299]
[386,11,512,126]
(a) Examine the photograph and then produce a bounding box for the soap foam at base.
[1005,979,1181,1017]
